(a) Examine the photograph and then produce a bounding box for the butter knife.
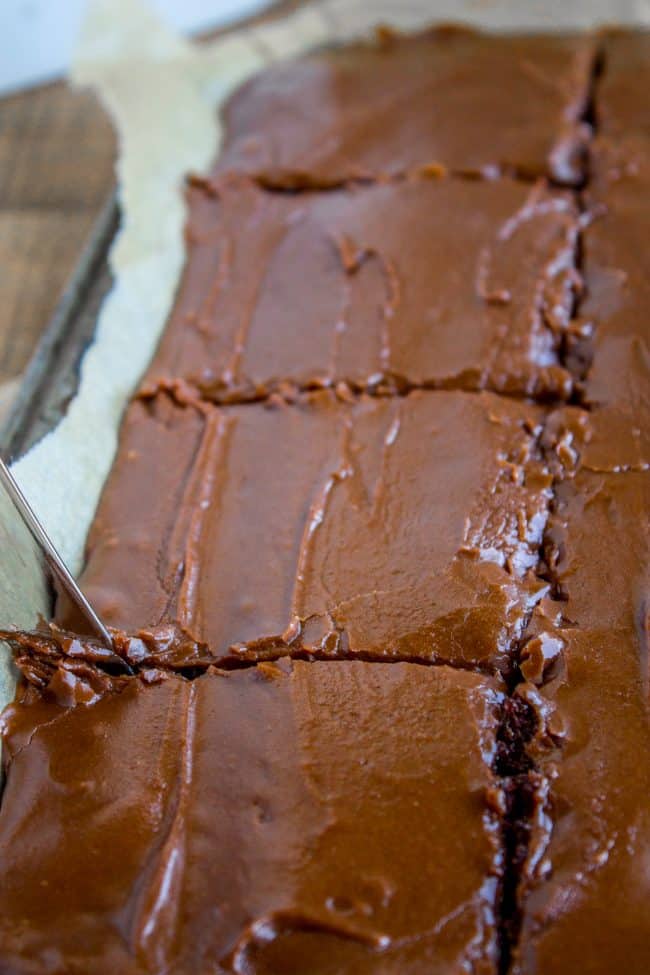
[0,456,114,650]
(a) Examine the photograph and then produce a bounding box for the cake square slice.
[62,389,552,673]
[513,628,650,975]
[541,468,649,633]
[572,141,650,434]
[0,660,504,974]
[144,175,580,401]
[512,416,650,970]
[518,404,649,688]
[218,27,596,185]
[595,30,650,143]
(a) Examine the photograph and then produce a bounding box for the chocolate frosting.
[514,238,650,975]
[515,628,650,974]
[596,31,650,142]
[1,25,649,975]
[218,26,596,185]
[143,176,579,402]
[574,139,650,431]
[0,660,504,974]
[545,468,649,630]
[62,389,552,673]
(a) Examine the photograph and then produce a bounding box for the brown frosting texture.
[513,236,650,975]
[595,30,650,142]
[0,25,649,975]
[573,141,650,433]
[218,26,597,185]
[143,176,580,401]
[0,660,504,974]
[514,628,650,975]
[62,389,552,673]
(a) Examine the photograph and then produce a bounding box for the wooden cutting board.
[0,82,115,416]
[0,0,304,423]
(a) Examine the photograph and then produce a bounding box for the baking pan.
[0,193,120,462]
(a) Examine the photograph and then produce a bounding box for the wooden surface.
[0,82,116,422]
[0,0,305,427]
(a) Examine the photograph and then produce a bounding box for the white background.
[0,0,270,95]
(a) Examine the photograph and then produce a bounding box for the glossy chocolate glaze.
[61,389,552,673]
[596,30,650,142]
[218,26,597,185]
[1,25,649,975]
[515,627,650,975]
[513,401,650,971]
[143,176,580,402]
[0,660,504,974]
[573,140,650,443]
[545,467,649,629]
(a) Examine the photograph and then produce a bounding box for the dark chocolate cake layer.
[0,660,504,974]
[143,175,580,402]
[60,389,551,672]
[218,26,597,185]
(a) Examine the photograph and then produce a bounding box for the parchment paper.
[2,0,648,714]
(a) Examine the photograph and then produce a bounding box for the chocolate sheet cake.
[0,661,505,973]
[0,25,648,975]
[510,422,650,970]
[64,389,551,672]
[218,27,596,185]
[575,142,650,428]
[143,176,580,401]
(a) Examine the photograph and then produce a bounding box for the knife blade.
[0,456,113,650]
